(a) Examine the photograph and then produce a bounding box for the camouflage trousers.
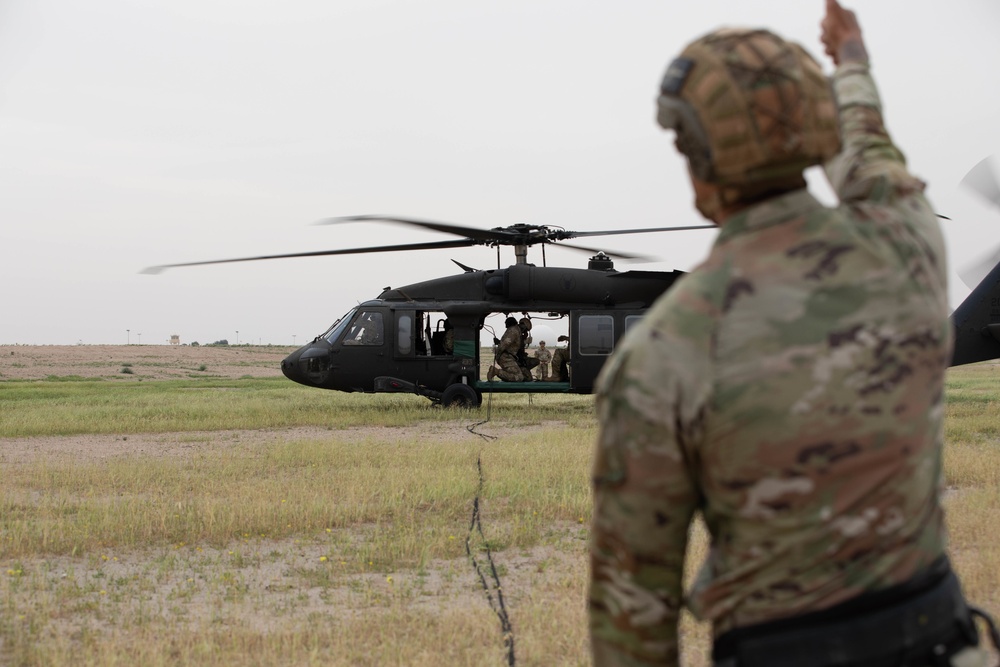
[495,352,532,382]
[550,349,570,381]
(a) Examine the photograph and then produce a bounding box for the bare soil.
[0,344,293,381]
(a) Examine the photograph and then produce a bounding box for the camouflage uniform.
[494,323,533,381]
[590,57,954,665]
[534,342,552,380]
[549,335,571,382]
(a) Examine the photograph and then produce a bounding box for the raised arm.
[820,0,924,204]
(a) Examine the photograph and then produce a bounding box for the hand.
[820,0,866,65]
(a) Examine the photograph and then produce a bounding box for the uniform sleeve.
[498,327,519,355]
[590,331,705,666]
[823,62,925,205]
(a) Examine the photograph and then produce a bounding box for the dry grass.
[0,416,596,666]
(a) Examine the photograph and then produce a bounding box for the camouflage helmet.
[657,28,840,189]
[518,317,532,332]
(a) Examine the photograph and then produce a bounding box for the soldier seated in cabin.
[548,335,570,382]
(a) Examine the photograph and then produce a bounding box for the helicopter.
[145,215,713,407]
[145,205,1000,408]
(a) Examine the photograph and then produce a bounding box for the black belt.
[713,558,982,667]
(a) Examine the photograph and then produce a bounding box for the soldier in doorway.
[549,335,570,382]
[488,315,535,382]
[534,340,552,380]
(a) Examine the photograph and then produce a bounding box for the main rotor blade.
[317,215,514,244]
[141,239,477,274]
[319,215,715,246]
[960,156,1000,210]
[555,224,715,240]
[553,241,658,262]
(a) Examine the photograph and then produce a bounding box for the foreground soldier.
[590,2,991,665]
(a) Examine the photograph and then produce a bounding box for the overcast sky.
[1,0,998,346]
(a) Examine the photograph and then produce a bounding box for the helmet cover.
[657,28,841,188]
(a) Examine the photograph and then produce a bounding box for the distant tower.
[170,335,180,346]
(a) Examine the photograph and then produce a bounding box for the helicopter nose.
[281,344,333,387]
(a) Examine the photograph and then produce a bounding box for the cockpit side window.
[343,311,384,346]
[323,308,358,344]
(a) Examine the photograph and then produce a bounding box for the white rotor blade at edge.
[959,244,1000,290]
[960,156,1000,209]
[956,156,1000,289]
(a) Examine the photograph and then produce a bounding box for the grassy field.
[1,364,999,666]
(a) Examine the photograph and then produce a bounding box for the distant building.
[170,335,180,345]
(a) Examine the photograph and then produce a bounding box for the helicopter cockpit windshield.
[320,308,357,344]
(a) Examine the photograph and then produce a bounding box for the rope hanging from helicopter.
[461,312,551,663]
[461,326,514,664]
[464,448,516,666]
[460,311,565,663]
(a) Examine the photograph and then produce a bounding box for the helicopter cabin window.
[579,315,614,356]
[413,311,453,356]
[342,311,384,346]
[397,313,413,355]
[624,315,643,334]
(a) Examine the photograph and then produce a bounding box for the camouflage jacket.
[590,62,952,665]
[498,325,524,358]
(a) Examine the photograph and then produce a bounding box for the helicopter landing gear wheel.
[441,383,481,408]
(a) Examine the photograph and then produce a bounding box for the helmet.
[657,28,840,191]
[518,318,532,332]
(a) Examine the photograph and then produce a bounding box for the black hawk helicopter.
[145,216,713,407]
[145,202,1000,408]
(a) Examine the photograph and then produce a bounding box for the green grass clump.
[0,378,597,438]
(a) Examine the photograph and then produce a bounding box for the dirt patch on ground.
[0,423,537,465]
[0,344,293,381]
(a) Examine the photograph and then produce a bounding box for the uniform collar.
[714,189,823,245]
